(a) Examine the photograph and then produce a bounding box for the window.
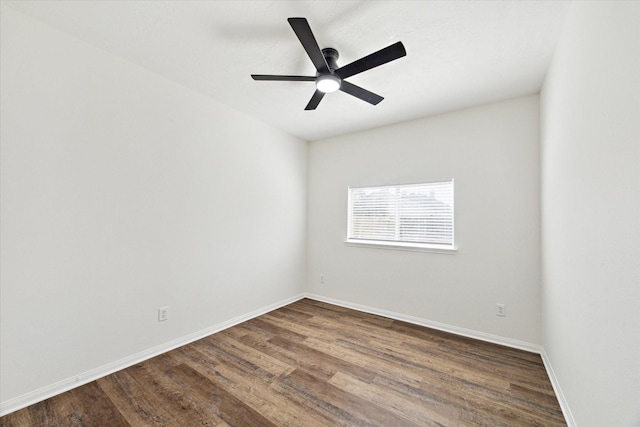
[347,180,455,252]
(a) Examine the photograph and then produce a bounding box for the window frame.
[346,180,457,254]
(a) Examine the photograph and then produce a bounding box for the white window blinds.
[348,180,454,248]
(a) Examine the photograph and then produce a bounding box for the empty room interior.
[0,1,638,426]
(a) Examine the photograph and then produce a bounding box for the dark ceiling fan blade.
[304,90,325,110]
[335,41,406,79]
[287,18,330,74]
[339,81,384,105]
[251,75,316,81]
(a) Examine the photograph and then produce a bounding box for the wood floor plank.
[268,335,377,383]
[165,363,278,427]
[203,331,293,378]
[328,371,451,426]
[187,358,329,427]
[96,369,174,426]
[25,399,58,427]
[189,334,285,384]
[1,298,566,426]
[279,301,390,347]
[275,368,421,427]
[65,381,130,426]
[231,330,347,383]
[44,392,87,426]
[124,358,229,426]
[352,331,517,393]
[369,371,497,426]
[243,317,307,343]
[0,407,33,427]
[303,335,432,389]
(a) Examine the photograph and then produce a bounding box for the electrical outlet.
[496,303,506,317]
[320,274,325,283]
[158,307,168,322]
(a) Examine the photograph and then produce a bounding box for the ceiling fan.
[251,18,406,110]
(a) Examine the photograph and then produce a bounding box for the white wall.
[540,2,640,426]
[0,7,307,407]
[307,95,541,345]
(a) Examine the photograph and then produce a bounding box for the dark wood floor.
[0,298,566,426]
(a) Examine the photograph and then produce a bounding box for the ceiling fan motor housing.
[316,48,341,93]
[321,48,339,72]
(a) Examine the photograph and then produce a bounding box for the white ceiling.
[4,0,571,141]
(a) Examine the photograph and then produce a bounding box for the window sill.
[345,239,457,254]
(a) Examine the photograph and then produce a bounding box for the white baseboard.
[0,293,306,417]
[539,347,577,427]
[304,293,542,353]
[2,292,572,427]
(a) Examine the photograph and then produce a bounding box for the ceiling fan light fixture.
[316,74,341,93]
